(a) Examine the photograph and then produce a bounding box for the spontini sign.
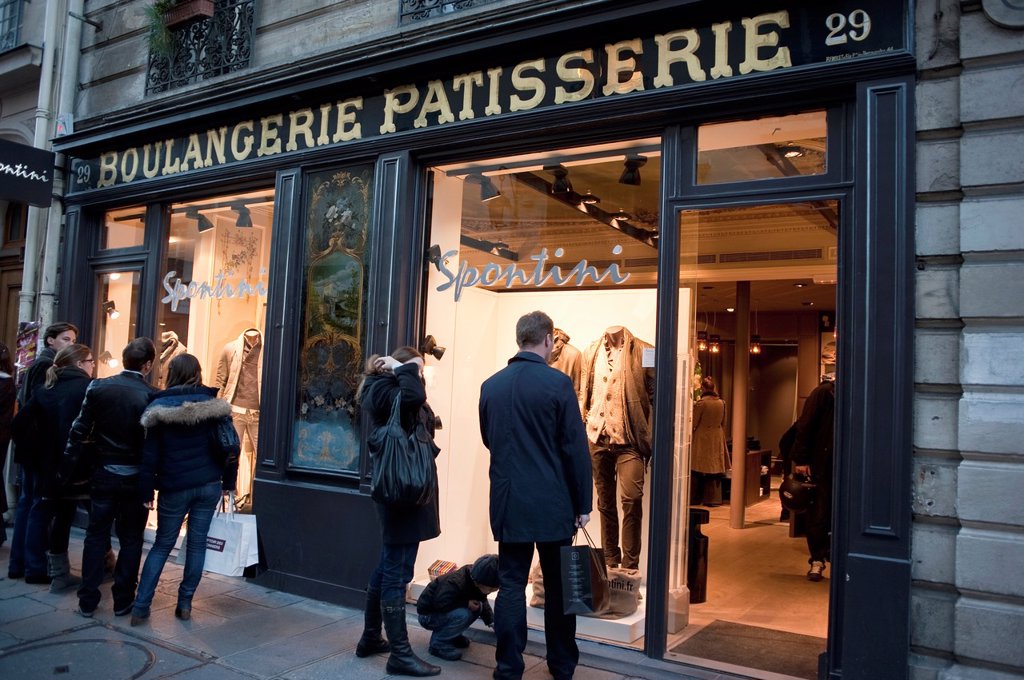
[68,2,904,193]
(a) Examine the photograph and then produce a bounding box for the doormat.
[671,620,825,680]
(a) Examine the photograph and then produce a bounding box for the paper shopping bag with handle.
[560,526,610,616]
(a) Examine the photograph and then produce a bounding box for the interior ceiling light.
[726,307,735,313]
[102,300,120,320]
[779,144,804,158]
[579,191,600,206]
[186,207,214,232]
[794,282,808,288]
[614,209,632,222]
[697,330,708,352]
[545,165,573,194]
[709,334,721,354]
[98,350,119,368]
[479,175,501,202]
[234,204,253,228]
[619,154,647,185]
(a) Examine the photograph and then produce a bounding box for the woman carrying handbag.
[354,346,442,677]
[131,353,238,626]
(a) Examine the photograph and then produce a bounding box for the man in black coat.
[65,338,157,617]
[792,376,836,582]
[479,311,593,680]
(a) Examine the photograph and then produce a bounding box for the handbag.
[368,392,437,508]
[177,505,258,577]
[560,526,611,616]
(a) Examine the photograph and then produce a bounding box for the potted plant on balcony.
[145,0,215,55]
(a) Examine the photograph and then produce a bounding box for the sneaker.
[807,561,826,582]
[77,606,95,618]
[114,602,134,616]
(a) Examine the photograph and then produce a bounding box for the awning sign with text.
[0,139,56,207]
[68,1,906,193]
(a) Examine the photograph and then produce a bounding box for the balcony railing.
[0,0,23,53]
[146,0,255,95]
[400,0,499,25]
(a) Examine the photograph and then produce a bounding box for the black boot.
[381,598,440,677]
[355,587,390,657]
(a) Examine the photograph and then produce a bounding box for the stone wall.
[911,2,1024,678]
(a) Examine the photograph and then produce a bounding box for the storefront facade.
[53,2,921,678]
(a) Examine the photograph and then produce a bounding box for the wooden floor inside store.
[666,479,829,680]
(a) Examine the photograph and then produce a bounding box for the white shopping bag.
[177,510,258,576]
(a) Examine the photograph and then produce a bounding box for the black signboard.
[68,0,908,193]
[0,139,56,207]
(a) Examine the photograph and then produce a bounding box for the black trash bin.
[687,507,710,604]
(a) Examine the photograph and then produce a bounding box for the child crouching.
[416,554,499,661]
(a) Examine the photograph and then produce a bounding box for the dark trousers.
[591,445,645,569]
[8,468,44,577]
[368,541,419,604]
[494,539,577,680]
[29,497,78,555]
[78,470,148,612]
[806,477,833,564]
[418,607,478,653]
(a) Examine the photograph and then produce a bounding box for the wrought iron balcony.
[146,0,255,95]
[400,0,499,24]
[0,0,23,53]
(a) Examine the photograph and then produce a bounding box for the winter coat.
[0,372,12,513]
[362,364,440,545]
[691,394,729,474]
[66,371,157,470]
[12,367,92,497]
[139,385,238,504]
[14,346,56,465]
[416,564,494,625]
[579,327,656,459]
[792,380,835,481]
[479,351,593,543]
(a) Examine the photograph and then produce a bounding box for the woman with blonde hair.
[12,343,95,590]
[354,346,442,677]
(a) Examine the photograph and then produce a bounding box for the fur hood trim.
[141,396,232,428]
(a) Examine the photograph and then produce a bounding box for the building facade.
[14,1,1022,679]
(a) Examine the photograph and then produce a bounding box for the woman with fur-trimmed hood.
[130,353,238,627]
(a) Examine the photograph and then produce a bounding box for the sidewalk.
[0,530,712,680]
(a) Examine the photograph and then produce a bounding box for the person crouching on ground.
[131,353,238,626]
[416,554,499,661]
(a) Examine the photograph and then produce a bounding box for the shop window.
[101,206,146,250]
[421,138,661,648]
[3,201,27,246]
[696,110,827,185]
[157,188,274,508]
[94,270,141,378]
[290,165,375,475]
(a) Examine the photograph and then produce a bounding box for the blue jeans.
[133,481,221,618]
[8,468,44,578]
[418,607,477,652]
[78,470,149,613]
[368,542,419,603]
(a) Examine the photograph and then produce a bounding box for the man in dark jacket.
[416,554,499,661]
[65,337,157,617]
[8,321,78,582]
[479,311,593,680]
[792,376,836,582]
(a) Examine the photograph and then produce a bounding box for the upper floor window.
[0,0,23,52]
[146,0,256,95]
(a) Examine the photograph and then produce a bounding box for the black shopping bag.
[560,527,610,616]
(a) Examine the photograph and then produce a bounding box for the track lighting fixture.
[778,144,804,158]
[186,207,214,232]
[98,350,119,369]
[426,244,443,272]
[420,335,446,361]
[619,154,647,186]
[579,191,600,206]
[234,204,253,228]
[477,175,501,202]
[545,165,573,194]
[102,300,120,320]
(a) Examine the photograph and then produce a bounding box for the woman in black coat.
[12,343,95,591]
[354,346,441,677]
[0,342,16,548]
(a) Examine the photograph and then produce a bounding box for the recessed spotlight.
[802,301,815,306]
[794,283,807,288]
[726,307,735,313]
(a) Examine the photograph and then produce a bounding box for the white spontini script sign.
[436,245,630,301]
[162,269,269,311]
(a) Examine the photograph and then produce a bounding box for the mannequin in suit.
[216,329,262,510]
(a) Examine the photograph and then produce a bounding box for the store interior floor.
[666,477,829,680]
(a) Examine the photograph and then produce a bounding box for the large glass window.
[290,165,375,474]
[420,138,662,648]
[157,188,274,510]
[94,270,141,378]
